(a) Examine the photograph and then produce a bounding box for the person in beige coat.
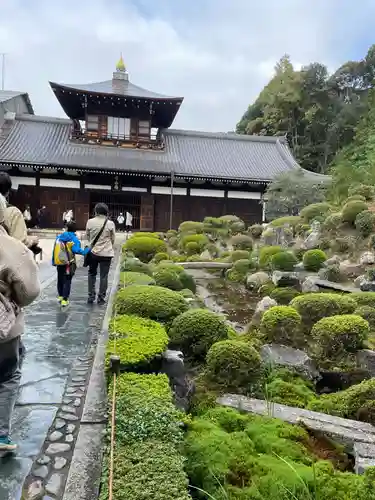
[85,203,116,304]
[0,193,41,452]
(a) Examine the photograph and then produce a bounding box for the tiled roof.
[0,91,34,114]
[0,114,329,183]
[50,80,181,100]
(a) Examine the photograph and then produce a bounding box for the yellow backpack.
[53,238,74,266]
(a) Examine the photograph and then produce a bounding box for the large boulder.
[260,343,320,381]
[360,280,375,292]
[339,260,364,279]
[272,271,300,288]
[200,249,211,260]
[357,349,375,378]
[301,276,319,293]
[324,255,341,267]
[246,271,269,290]
[360,252,375,266]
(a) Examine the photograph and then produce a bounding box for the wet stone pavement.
[0,263,115,500]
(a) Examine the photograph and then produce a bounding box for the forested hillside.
[236,45,375,175]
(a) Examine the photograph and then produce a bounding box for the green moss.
[352,292,375,309]
[271,251,298,271]
[153,268,183,290]
[341,200,368,224]
[259,245,283,269]
[230,234,253,250]
[180,233,209,252]
[178,220,204,233]
[231,249,251,262]
[152,252,170,263]
[348,183,375,201]
[120,257,152,275]
[260,306,302,347]
[269,216,302,228]
[124,237,167,262]
[355,305,375,328]
[115,285,188,321]
[107,315,168,368]
[119,272,156,287]
[303,249,327,271]
[300,202,332,223]
[270,287,300,305]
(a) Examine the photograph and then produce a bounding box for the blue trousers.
[57,265,73,300]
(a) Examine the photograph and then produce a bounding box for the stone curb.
[62,247,122,500]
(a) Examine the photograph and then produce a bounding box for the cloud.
[0,0,374,131]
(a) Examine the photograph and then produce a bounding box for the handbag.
[0,281,19,342]
[83,218,108,268]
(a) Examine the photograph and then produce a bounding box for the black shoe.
[87,298,95,305]
[97,298,105,305]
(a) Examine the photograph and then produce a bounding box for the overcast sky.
[1,0,374,132]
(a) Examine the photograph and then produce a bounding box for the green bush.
[348,183,375,201]
[154,262,196,293]
[270,251,298,271]
[219,215,245,233]
[331,235,355,254]
[107,315,169,368]
[290,293,357,330]
[312,314,369,364]
[206,340,262,389]
[168,236,178,249]
[179,288,195,299]
[258,282,276,297]
[230,234,253,250]
[249,224,263,239]
[152,252,170,263]
[178,221,204,233]
[270,287,300,305]
[153,269,183,291]
[119,272,156,287]
[266,371,317,408]
[303,249,327,271]
[259,245,283,269]
[233,259,253,274]
[180,233,209,252]
[115,285,188,321]
[260,306,302,346]
[300,202,331,223]
[121,257,152,275]
[230,249,251,262]
[323,212,343,232]
[131,232,162,239]
[346,195,367,203]
[352,292,375,309]
[185,241,200,256]
[124,236,167,262]
[269,216,301,228]
[318,264,342,282]
[355,306,375,329]
[166,229,177,238]
[355,210,375,237]
[169,309,230,361]
[309,379,375,425]
[341,200,368,224]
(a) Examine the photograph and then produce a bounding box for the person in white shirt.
[125,211,133,232]
[65,210,73,224]
[23,206,32,228]
[117,213,125,232]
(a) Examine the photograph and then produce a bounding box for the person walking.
[117,213,125,232]
[0,193,40,452]
[52,221,89,307]
[23,205,32,229]
[125,211,133,232]
[85,203,116,305]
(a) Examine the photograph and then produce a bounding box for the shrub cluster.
[178,220,204,233]
[355,210,375,237]
[300,202,331,223]
[341,200,368,224]
[269,287,300,305]
[130,232,162,239]
[119,272,156,287]
[121,257,152,275]
[354,305,375,329]
[270,250,298,271]
[154,262,196,292]
[124,236,167,262]
[348,183,375,201]
[180,233,209,253]
[231,249,251,262]
[352,292,375,309]
[230,234,253,250]
[258,245,282,269]
[323,212,342,232]
[269,215,301,228]
[318,264,342,283]
[302,249,327,271]
[152,252,170,263]
[260,305,302,346]
[107,315,169,369]
[169,308,230,361]
[248,223,263,239]
[115,285,188,321]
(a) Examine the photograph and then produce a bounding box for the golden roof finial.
[116,53,126,72]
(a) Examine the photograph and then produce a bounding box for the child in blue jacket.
[52,221,89,307]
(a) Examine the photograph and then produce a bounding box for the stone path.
[0,261,117,500]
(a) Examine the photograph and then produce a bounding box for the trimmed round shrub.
[355,306,375,329]
[180,233,209,252]
[153,252,170,264]
[185,241,200,256]
[230,234,253,251]
[249,224,263,239]
[178,221,204,233]
[312,314,369,361]
[303,249,327,271]
[270,287,300,305]
[121,257,152,275]
[154,262,196,293]
[168,236,178,249]
[352,292,375,309]
[231,250,251,262]
[341,200,368,224]
[259,246,283,269]
[206,340,262,389]
[169,309,230,361]
[115,285,188,321]
[258,282,276,297]
[166,229,177,238]
[233,259,252,274]
[270,251,298,272]
[290,293,357,330]
[131,232,162,239]
[355,210,375,237]
[260,306,302,346]
[153,269,183,291]
[318,264,342,283]
[269,216,301,228]
[348,184,375,201]
[179,288,195,299]
[119,272,156,287]
[300,203,331,223]
[323,212,342,232]
[346,195,367,203]
[124,236,167,263]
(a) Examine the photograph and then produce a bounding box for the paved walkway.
[0,260,117,500]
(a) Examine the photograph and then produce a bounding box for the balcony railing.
[70,128,165,150]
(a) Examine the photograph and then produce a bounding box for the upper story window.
[107,117,131,139]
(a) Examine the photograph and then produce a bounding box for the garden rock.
[354,442,375,474]
[301,277,319,293]
[324,255,341,266]
[251,297,277,325]
[272,271,300,288]
[360,280,375,292]
[303,220,321,249]
[357,350,375,377]
[339,260,363,279]
[354,275,366,288]
[294,262,305,271]
[360,252,375,265]
[200,249,211,260]
[245,271,269,290]
[161,349,194,411]
[260,344,320,381]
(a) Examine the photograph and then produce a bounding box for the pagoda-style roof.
[0,114,330,184]
[49,79,184,128]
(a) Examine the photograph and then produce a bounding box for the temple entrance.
[89,191,141,229]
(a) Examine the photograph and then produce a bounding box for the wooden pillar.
[140,194,155,231]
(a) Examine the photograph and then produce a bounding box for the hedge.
[302,249,327,271]
[121,257,152,275]
[260,306,302,347]
[355,306,375,328]
[270,251,298,271]
[270,287,300,305]
[107,315,168,368]
[124,237,167,262]
[169,308,230,361]
[290,293,357,330]
[119,272,156,287]
[130,232,162,239]
[300,202,331,223]
[115,285,188,321]
[153,263,196,293]
[153,268,184,291]
[152,252,170,263]
[249,224,263,239]
[352,292,375,309]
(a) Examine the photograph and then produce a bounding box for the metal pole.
[1,54,5,90]
[169,171,175,230]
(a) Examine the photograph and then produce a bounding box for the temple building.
[0,56,325,230]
